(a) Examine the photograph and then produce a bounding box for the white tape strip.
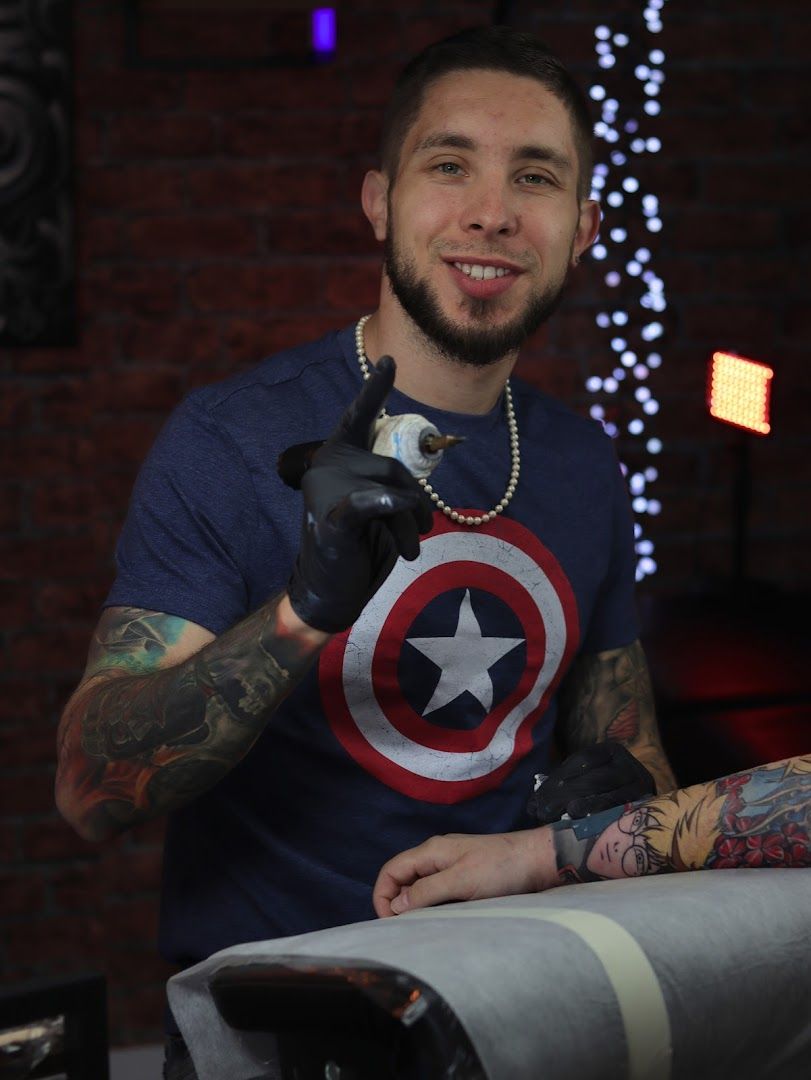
[406,904,672,1080]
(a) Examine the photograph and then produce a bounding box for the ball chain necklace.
[354,314,520,527]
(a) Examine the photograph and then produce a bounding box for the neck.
[360,301,517,416]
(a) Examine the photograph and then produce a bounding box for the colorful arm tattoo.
[557,639,677,794]
[56,598,326,840]
[550,755,811,885]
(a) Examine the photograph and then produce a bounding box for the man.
[56,25,676,1075]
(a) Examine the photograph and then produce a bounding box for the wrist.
[278,593,333,646]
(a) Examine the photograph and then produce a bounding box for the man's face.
[378,69,597,366]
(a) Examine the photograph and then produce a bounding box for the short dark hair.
[380,25,595,199]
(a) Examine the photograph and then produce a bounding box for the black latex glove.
[286,355,433,633]
[527,741,655,824]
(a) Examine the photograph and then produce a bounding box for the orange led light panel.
[708,352,773,435]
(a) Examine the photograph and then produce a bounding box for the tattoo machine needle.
[277,415,465,489]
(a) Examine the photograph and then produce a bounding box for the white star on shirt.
[406,589,524,716]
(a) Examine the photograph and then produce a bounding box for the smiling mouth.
[452,261,516,281]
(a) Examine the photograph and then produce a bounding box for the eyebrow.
[413,132,573,172]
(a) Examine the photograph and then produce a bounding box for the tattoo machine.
[277,415,464,489]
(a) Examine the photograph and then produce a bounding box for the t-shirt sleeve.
[579,449,640,655]
[104,395,258,635]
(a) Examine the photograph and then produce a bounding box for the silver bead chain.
[354,315,520,527]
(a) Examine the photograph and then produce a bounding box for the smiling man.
[56,25,676,1078]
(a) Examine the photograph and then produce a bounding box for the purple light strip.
[312,8,337,54]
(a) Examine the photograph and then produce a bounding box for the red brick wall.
[2,1,808,1046]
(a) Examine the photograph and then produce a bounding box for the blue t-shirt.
[106,323,638,966]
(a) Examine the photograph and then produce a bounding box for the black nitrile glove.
[527,741,655,824]
[286,355,433,633]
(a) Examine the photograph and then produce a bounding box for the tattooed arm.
[556,639,677,795]
[373,756,811,915]
[55,598,328,842]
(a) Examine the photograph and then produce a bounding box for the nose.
[460,178,518,238]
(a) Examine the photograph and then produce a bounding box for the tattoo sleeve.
[550,755,811,885]
[56,598,326,841]
[557,639,677,794]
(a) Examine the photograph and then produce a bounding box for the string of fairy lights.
[585,1,667,582]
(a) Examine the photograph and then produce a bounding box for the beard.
[384,229,571,368]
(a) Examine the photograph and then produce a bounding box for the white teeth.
[453,262,510,280]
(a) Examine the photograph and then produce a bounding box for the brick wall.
[2,0,808,1047]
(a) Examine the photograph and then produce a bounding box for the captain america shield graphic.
[319,513,579,803]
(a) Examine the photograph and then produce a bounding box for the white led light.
[637,538,654,555]
[630,473,646,494]
[639,556,658,574]
[647,353,662,368]
[604,377,619,393]
[642,322,664,341]
[612,311,629,325]
[635,386,652,402]
[634,523,643,539]
[614,32,629,46]
[604,422,618,437]
[644,81,660,96]
[599,54,616,69]
[633,364,649,379]
[589,401,605,417]
[644,467,658,482]
[647,499,662,515]
[621,351,636,366]
[629,418,645,435]
[606,98,619,110]
[644,100,661,116]
[611,151,627,166]
[594,121,608,138]
[586,377,603,393]
[626,260,642,276]
[649,48,665,63]
[635,64,650,80]
[607,191,624,207]
[633,496,648,513]
[622,176,640,192]
[646,137,662,153]
[625,119,639,133]
[604,128,619,143]
[591,179,605,195]
[631,138,646,153]
[611,336,627,352]
[590,84,607,101]
[596,25,611,39]
[592,243,608,260]
[646,217,663,232]
[596,41,612,55]
[605,271,621,286]
[635,247,651,262]
[596,312,611,328]
[595,163,609,177]
[647,437,662,454]
[643,399,660,415]
[610,227,627,242]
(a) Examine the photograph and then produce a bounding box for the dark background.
[1,0,809,1047]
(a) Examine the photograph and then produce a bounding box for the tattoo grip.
[527,741,655,824]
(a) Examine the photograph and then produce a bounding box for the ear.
[572,198,602,264]
[361,169,389,242]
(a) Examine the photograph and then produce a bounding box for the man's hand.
[287,355,433,634]
[527,741,655,824]
[373,829,557,917]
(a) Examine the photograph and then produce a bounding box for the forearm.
[559,640,677,794]
[548,755,811,885]
[56,594,328,840]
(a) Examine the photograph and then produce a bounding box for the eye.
[435,161,463,175]
[520,173,552,189]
